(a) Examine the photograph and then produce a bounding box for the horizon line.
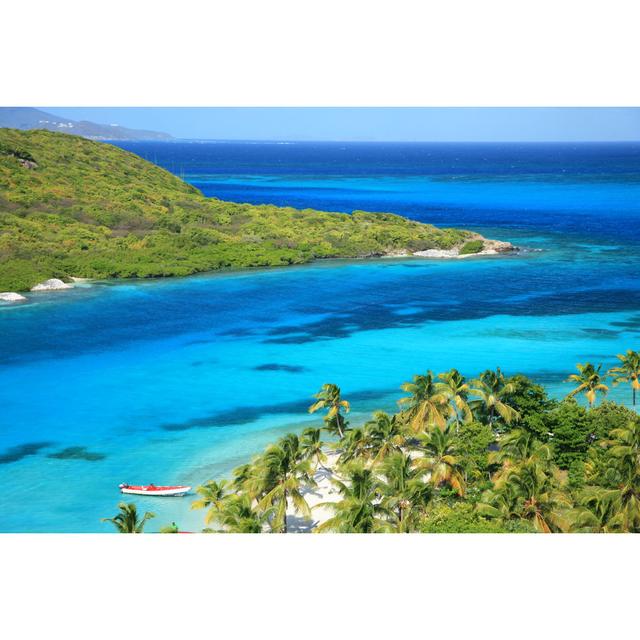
[132,137,640,144]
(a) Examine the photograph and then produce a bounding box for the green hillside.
[0,128,472,291]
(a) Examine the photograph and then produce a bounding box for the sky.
[42,107,640,142]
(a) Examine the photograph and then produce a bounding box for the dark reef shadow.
[253,363,308,373]
[47,446,106,461]
[160,387,395,432]
[0,441,54,464]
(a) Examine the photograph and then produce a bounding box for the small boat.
[119,483,191,497]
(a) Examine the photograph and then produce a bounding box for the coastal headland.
[0,128,515,295]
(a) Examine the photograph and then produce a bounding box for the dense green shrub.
[548,399,591,469]
[586,400,639,440]
[420,503,534,533]
[0,128,475,290]
[456,421,495,483]
[459,239,484,255]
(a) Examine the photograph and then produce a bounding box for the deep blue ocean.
[1,141,640,532]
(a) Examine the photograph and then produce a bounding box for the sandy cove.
[286,452,342,533]
[285,448,428,533]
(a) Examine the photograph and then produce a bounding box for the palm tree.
[300,427,328,472]
[565,362,609,407]
[339,426,370,463]
[608,349,640,406]
[316,461,390,532]
[478,461,571,532]
[469,368,519,427]
[488,428,559,508]
[436,368,472,426]
[490,429,553,475]
[256,434,314,533]
[206,495,274,533]
[191,479,229,526]
[607,420,640,464]
[508,465,571,532]
[602,464,640,533]
[567,487,623,533]
[101,502,155,533]
[379,452,431,531]
[309,383,350,438]
[600,421,640,531]
[415,426,466,496]
[230,463,253,493]
[398,370,449,432]
[363,411,406,464]
[475,485,521,523]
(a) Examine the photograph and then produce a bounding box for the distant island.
[0,128,513,293]
[0,108,173,141]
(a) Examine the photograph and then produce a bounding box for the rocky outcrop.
[479,238,516,254]
[18,158,37,169]
[0,292,27,302]
[413,234,516,259]
[30,278,72,291]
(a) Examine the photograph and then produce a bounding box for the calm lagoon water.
[1,142,640,532]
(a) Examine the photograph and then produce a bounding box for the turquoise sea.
[1,141,640,532]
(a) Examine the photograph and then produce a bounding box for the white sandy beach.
[286,452,342,532]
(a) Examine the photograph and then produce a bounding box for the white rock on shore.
[413,237,516,260]
[30,278,73,292]
[413,248,460,258]
[0,292,27,302]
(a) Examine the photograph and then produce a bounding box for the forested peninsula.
[1,129,503,292]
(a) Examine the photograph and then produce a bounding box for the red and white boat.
[119,483,191,497]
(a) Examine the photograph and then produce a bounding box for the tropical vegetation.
[101,502,155,533]
[0,128,475,291]
[105,352,640,533]
[609,349,640,406]
[458,239,484,255]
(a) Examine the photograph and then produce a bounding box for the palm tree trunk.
[282,488,287,533]
[633,387,636,406]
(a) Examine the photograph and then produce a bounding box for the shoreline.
[0,234,519,304]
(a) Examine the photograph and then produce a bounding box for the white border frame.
[2,1,639,638]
